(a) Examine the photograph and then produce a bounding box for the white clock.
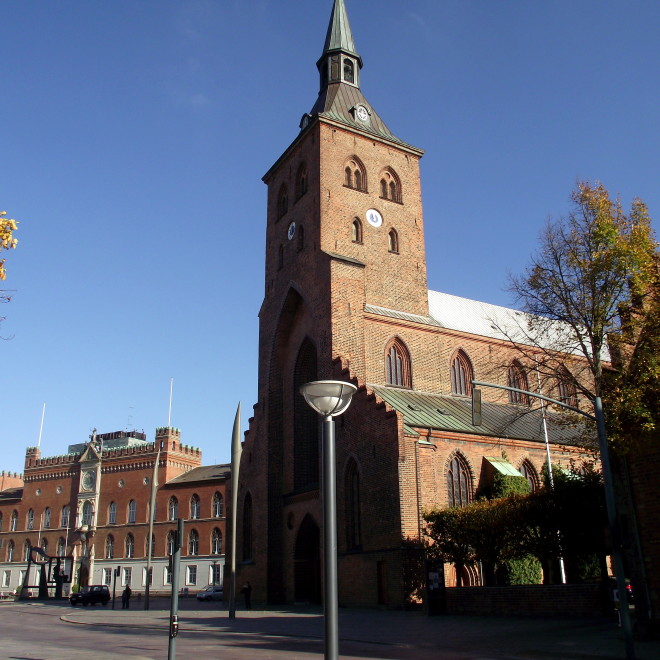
[355,105,369,122]
[366,209,383,228]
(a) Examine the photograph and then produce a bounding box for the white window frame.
[103,568,113,586]
[2,570,10,588]
[164,565,172,585]
[123,567,132,586]
[186,565,197,586]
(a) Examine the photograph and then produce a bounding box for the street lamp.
[299,380,357,660]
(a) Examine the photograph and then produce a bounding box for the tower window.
[343,157,367,192]
[388,229,399,254]
[451,350,473,396]
[385,338,412,388]
[296,163,308,200]
[277,184,288,219]
[278,244,284,270]
[379,168,402,203]
[352,218,363,244]
[343,58,354,84]
[345,166,352,188]
[297,224,305,252]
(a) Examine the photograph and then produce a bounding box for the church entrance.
[294,514,321,603]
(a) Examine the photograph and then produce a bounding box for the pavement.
[53,597,660,659]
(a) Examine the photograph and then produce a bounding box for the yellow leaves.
[0,210,19,282]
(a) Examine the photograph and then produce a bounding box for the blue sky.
[2,0,658,475]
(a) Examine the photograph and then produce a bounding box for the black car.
[70,585,110,606]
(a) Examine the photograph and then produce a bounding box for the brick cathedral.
[236,0,593,608]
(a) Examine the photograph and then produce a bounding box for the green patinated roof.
[484,456,523,477]
[322,0,360,62]
[369,385,594,447]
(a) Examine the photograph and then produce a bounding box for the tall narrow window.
[293,338,319,489]
[211,528,222,555]
[146,533,155,558]
[450,350,473,396]
[519,460,539,492]
[277,184,288,219]
[344,157,367,192]
[243,493,253,561]
[125,534,135,558]
[190,494,201,520]
[10,510,18,531]
[447,453,472,507]
[296,163,308,199]
[81,501,93,526]
[278,244,284,270]
[43,508,51,529]
[6,541,14,562]
[0,512,3,531]
[127,500,136,524]
[212,493,223,518]
[379,169,402,202]
[508,361,530,405]
[60,506,69,529]
[56,538,65,557]
[40,537,48,553]
[558,368,578,408]
[345,459,361,550]
[385,338,412,388]
[108,502,117,525]
[27,509,34,530]
[167,531,176,556]
[297,224,305,252]
[343,58,354,83]
[168,497,178,521]
[352,218,363,244]
[388,229,399,253]
[105,535,115,559]
[23,540,31,561]
[345,166,352,188]
[188,529,199,556]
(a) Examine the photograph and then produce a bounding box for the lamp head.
[299,380,357,417]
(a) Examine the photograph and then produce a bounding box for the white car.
[196,585,224,601]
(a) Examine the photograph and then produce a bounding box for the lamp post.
[299,380,357,660]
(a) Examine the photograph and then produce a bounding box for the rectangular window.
[3,570,10,588]
[103,568,113,586]
[186,565,197,586]
[123,567,132,586]
[19,570,26,587]
[142,567,153,587]
[164,566,172,585]
[211,564,221,585]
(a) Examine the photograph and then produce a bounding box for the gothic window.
[211,528,222,555]
[168,496,178,521]
[278,244,284,270]
[243,492,253,561]
[188,529,199,556]
[352,218,363,244]
[41,537,48,552]
[277,184,288,219]
[508,360,530,405]
[293,338,319,489]
[108,502,117,525]
[125,533,135,559]
[379,168,402,203]
[519,460,539,492]
[43,507,51,529]
[60,506,69,529]
[82,501,93,526]
[295,163,308,200]
[297,224,305,252]
[167,531,175,556]
[343,157,367,192]
[388,229,399,253]
[23,540,31,561]
[385,338,412,388]
[558,368,578,408]
[127,499,136,524]
[345,459,361,550]
[212,492,223,518]
[451,350,473,396]
[56,538,65,557]
[6,541,14,562]
[190,494,201,520]
[27,509,34,530]
[146,533,155,558]
[10,510,18,531]
[447,453,472,507]
[343,58,354,83]
[105,535,115,559]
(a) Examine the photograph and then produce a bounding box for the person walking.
[121,584,132,609]
[240,581,252,610]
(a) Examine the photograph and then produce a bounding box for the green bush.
[497,556,543,585]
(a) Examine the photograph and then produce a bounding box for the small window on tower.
[343,58,354,84]
[277,184,288,219]
[388,229,399,254]
[352,218,363,244]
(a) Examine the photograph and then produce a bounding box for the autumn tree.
[1,210,19,307]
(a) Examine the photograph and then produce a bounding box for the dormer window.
[343,58,354,84]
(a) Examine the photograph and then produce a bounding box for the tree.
[1,210,19,305]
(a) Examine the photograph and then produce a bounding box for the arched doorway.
[294,514,321,603]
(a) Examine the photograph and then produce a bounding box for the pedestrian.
[240,581,252,610]
[121,584,132,609]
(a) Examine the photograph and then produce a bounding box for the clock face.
[356,105,368,122]
[287,222,296,240]
[82,470,96,491]
[366,209,383,228]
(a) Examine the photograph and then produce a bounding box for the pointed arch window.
[56,537,65,557]
[60,506,70,529]
[146,533,155,558]
[277,183,288,219]
[108,501,117,525]
[125,533,135,558]
[82,501,93,526]
[343,58,354,84]
[43,507,51,529]
[211,528,222,555]
[379,168,402,203]
[388,229,399,254]
[168,496,178,521]
[558,368,578,408]
[508,361,530,405]
[6,540,14,562]
[519,460,539,492]
[345,166,352,188]
[23,540,31,561]
[167,531,176,556]
[447,453,472,507]
[188,529,199,556]
[127,499,136,524]
[41,537,48,553]
[345,459,361,550]
[190,494,201,520]
[27,508,34,530]
[451,350,473,396]
[385,338,412,388]
[352,218,363,244]
[343,157,367,192]
[243,493,253,561]
[10,510,18,531]
[212,492,223,518]
[105,535,115,559]
[295,163,308,200]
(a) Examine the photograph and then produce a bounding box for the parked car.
[70,585,110,606]
[196,585,224,601]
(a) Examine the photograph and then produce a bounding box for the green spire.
[321,0,362,65]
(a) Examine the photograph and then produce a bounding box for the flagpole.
[229,402,242,619]
[37,403,46,448]
[167,378,173,428]
[144,446,160,610]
